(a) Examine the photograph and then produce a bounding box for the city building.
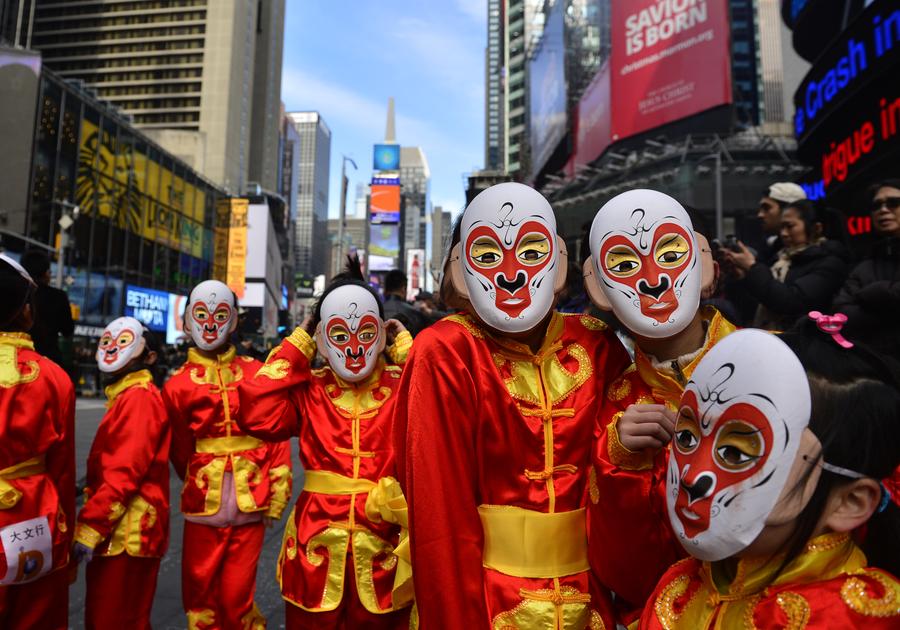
[0,59,227,330]
[327,216,367,278]
[279,108,301,282]
[0,0,34,48]
[241,194,287,338]
[400,146,430,256]
[24,0,286,193]
[430,205,452,280]
[287,111,331,279]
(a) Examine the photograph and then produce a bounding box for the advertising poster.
[610,0,732,141]
[368,224,400,271]
[124,285,169,332]
[225,199,248,298]
[529,0,568,177]
[370,184,401,224]
[574,61,612,168]
[406,248,425,301]
[373,143,401,171]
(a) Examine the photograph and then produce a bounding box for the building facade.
[287,111,331,278]
[26,0,285,193]
[400,146,430,256]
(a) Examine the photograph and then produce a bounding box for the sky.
[281,0,487,220]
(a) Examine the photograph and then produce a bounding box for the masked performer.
[639,323,900,628]
[0,255,75,630]
[163,280,291,629]
[73,317,169,630]
[238,269,413,629]
[394,182,631,629]
[581,189,736,617]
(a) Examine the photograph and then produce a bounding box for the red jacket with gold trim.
[638,533,900,629]
[236,328,413,615]
[162,347,292,520]
[75,369,169,558]
[590,307,738,621]
[0,332,75,581]
[393,312,630,630]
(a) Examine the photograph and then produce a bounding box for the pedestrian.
[162,280,292,629]
[73,316,169,630]
[0,254,75,630]
[581,189,738,624]
[393,183,631,629]
[723,199,849,330]
[756,182,808,265]
[382,269,426,336]
[638,323,900,628]
[19,250,75,372]
[238,257,413,629]
[833,179,900,354]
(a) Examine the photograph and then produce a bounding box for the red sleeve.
[590,370,682,620]
[264,438,293,519]
[46,368,76,542]
[162,378,194,481]
[237,327,314,442]
[394,327,488,625]
[75,388,169,547]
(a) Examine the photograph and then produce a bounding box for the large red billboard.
[574,61,612,168]
[610,0,733,141]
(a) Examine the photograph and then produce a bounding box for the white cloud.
[457,0,486,23]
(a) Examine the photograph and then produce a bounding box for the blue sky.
[281,1,487,220]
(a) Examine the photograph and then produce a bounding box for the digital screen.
[373,143,400,171]
[368,224,401,271]
[370,184,401,224]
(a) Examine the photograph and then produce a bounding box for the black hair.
[0,257,34,331]
[777,318,900,576]
[867,178,900,202]
[311,254,384,330]
[20,250,51,279]
[384,269,407,294]
[439,214,465,308]
[782,199,820,239]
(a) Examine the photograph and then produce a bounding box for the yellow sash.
[478,505,589,579]
[0,456,46,509]
[195,435,263,455]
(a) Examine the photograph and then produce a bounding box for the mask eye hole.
[193,305,209,321]
[673,406,700,454]
[469,236,503,268]
[99,334,113,349]
[604,246,641,278]
[213,306,231,323]
[714,420,764,472]
[358,324,377,343]
[117,331,135,347]
[655,233,691,268]
[328,325,350,345]
[516,233,551,266]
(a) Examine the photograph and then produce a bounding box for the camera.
[723,235,741,253]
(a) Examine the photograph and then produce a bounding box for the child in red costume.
[73,316,170,630]
[0,255,75,630]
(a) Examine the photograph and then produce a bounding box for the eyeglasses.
[871,197,900,212]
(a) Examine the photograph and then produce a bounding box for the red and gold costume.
[238,327,413,629]
[394,312,631,629]
[638,532,900,629]
[0,332,75,630]
[162,346,292,630]
[74,368,170,629]
[590,307,737,621]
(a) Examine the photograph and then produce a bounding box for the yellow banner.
[225,199,248,299]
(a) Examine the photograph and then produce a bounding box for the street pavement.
[68,397,306,629]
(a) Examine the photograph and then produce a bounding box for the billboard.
[368,224,401,271]
[406,248,425,301]
[574,61,612,168]
[529,0,567,177]
[370,183,401,224]
[610,0,732,141]
[373,143,400,171]
[124,285,169,332]
[212,198,248,298]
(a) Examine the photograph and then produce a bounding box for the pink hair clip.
[808,311,854,349]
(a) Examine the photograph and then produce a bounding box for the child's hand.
[617,404,676,452]
[73,542,94,564]
[384,319,407,345]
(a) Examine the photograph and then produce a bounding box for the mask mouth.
[201,323,219,342]
[344,346,365,372]
[102,347,119,364]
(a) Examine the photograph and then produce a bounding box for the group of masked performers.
[0,182,898,630]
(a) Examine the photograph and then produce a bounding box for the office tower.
[287,112,331,278]
[400,146,430,254]
[28,0,286,193]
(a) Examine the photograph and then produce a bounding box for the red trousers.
[85,554,160,629]
[0,566,69,630]
[182,520,266,629]
[284,559,410,630]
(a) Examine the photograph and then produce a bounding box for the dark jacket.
[383,294,427,337]
[832,237,900,352]
[31,284,75,366]
[745,240,850,331]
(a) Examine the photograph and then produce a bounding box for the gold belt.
[478,505,589,579]
[0,456,47,509]
[195,435,263,454]
[303,470,377,495]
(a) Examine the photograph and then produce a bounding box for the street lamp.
[53,200,79,289]
[336,156,358,268]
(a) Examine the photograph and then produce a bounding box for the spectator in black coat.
[20,250,75,370]
[382,269,427,336]
[756,182,808,265]
[723,199,849,331]
[833,179,900,353]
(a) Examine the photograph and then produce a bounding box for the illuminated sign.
[125,285,168,332]
[212,198,249,298]
[847,215,873,236]
[373,144,400,171]
[370,184,401,224]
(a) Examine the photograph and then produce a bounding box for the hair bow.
[808,311,854,349]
